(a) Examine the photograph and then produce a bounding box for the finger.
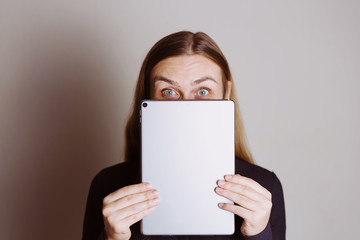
[103,182,152,205]
[112,197,160,221]
[122,206,155,227]
[218,202,252,220]
[215,187,257,212]
[103,189,159,216]
[105,207,155,235]
[224,175,271,200]
[217,180,267,202]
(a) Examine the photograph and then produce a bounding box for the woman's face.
[150,55,231,100]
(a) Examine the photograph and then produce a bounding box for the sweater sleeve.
[241,172,286,240]
[82,174,106,240]
[268,172,286,240]
[243,222,272,240]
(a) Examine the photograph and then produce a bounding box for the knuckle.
[114,223,125,233]
[259,209,267,218]
[232,174,240,181]
[220,188,228,196]
[253,214,261,223]
[142,183,148,191]
[103,195,111,205]
[122,186,131,195]
[247,178,256,185]
[234,195,242,204]
[126,194,134,203]
[240,185,249,193]
[102,207,109,217]
[130,205,138,213]
[248,213,256,223]
[235,207,242,216]
[131,214,138,222]
[132,211,143,222]
[146,190,153,198]
[106,214,116,224]
[265,200,272,210]
[103,214,109,223]
[141,210,147,218]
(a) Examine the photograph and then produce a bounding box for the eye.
[162,89,177,96]
[197,88,209,96]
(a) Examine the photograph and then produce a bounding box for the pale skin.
[102,55,272,240]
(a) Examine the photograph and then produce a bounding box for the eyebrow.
[153,76,218,86]
[192,76,218,86]
[153,76,180,87]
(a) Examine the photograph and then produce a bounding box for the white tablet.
[140,100,235,236]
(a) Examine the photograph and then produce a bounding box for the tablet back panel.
[141,100,234,235]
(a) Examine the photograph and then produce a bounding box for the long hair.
[123,31,254,164]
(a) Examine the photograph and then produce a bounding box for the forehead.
[150,55,222,80]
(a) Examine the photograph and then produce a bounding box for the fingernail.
[218,180,225,186]
[224,175,233,180]
[218,203,224,208]
[216,187,223,193]
[145,183,152,189]
[152,198,160,204]
[152,190,159,196]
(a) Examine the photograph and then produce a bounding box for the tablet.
[140,100,235,236]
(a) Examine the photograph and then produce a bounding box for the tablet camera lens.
[143,103,148,108]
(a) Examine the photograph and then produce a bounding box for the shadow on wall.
[1,26,125,239]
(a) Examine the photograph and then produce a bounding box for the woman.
[82,31,286,240]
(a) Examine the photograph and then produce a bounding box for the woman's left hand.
[215,174,272,237]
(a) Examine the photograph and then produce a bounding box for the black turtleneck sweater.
[82,158,286,240]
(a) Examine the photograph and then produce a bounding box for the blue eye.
[197,89,209,96]
[162,89,176,96]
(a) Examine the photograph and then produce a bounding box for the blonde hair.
[123,31,254,164]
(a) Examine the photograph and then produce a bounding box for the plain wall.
[1,0,359,239]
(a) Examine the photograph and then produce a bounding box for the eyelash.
[161,88,179,97]
[159,87,212,98]
[197,87,211,95]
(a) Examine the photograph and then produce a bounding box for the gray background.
[1,0,359,239]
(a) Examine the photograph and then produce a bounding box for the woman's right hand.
[102,182,160,240]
